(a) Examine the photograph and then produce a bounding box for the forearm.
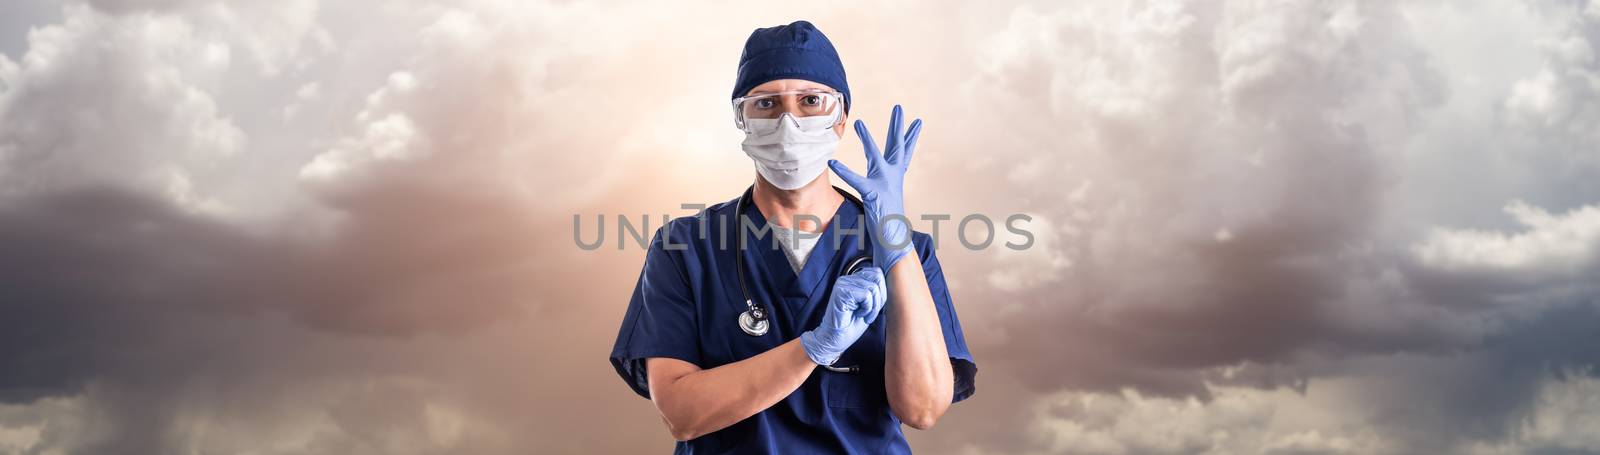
[648,339,816,440]
[883,253,954,429]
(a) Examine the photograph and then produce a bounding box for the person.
[609,20,976,454]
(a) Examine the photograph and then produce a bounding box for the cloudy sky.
[3,0,1600,453]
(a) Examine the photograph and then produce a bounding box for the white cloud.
[1021,371,1600,455]
[1023,384,1388,455]
[299,112,421,182]
[0,423,41,454]
[0,5,244,206]
[1414,200,1600,271]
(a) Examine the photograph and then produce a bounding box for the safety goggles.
[732,89,844,132]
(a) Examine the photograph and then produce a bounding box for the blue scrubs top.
[609,192,977,454]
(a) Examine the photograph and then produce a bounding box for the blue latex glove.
[799,267,888,366]
[829,104,923,272]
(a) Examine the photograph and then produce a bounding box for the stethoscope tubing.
[732,185,872,374]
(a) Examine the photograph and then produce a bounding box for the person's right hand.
[799,267,888,366]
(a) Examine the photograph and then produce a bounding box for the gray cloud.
[948,0,1447,393]
[908,0,1600,453]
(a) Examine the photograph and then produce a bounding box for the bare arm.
[646,340,815,441]
[883,251,954,429]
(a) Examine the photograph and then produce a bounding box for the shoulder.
[909,230,940,261]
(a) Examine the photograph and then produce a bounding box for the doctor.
[609,20,976,454]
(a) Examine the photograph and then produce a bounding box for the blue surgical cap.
[732,20,850,114]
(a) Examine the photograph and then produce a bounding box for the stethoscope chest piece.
[738,304,769,337]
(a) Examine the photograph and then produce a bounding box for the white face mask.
[740,112,840,190]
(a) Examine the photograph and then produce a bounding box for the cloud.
[1415,201,1600,272]
[947,0,1450,397]
[1001,367,1600,455]
[911,0,1600,452]
[2,0,1600,454]
[0,5,244,203]
[0,2,647,452]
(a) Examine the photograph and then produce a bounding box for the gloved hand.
[799,267,888,366]
[829,104,922,273]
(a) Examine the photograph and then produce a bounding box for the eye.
[754,98,776,109]
[801,95,821,106]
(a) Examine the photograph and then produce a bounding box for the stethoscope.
[733,185,872,373]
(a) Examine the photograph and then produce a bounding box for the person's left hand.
[829,104,922,273]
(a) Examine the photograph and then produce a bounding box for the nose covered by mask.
[740,113,840,190]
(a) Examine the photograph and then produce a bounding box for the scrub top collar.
[737,186,866,315]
